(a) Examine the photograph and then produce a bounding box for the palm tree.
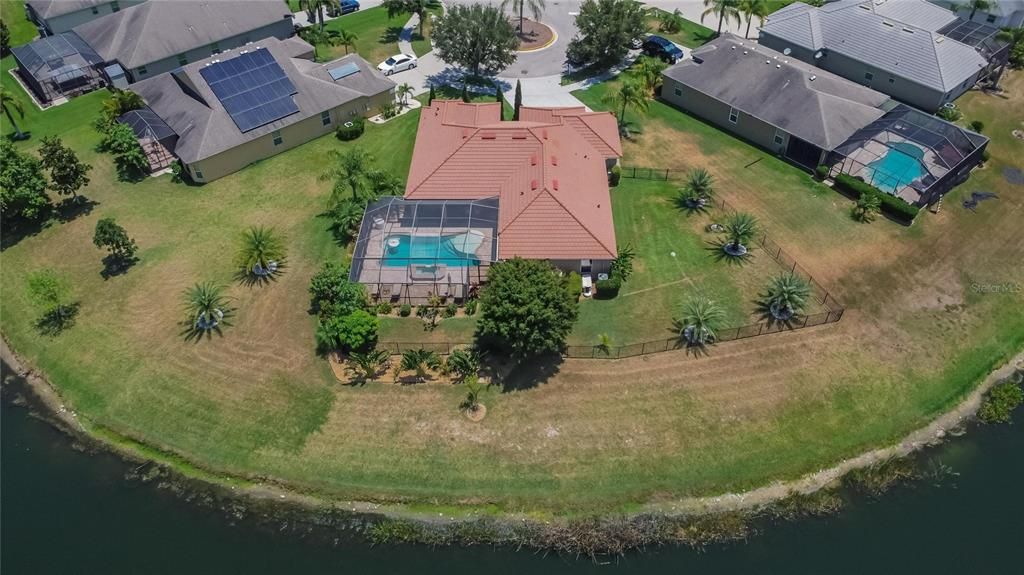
[602,77,648,131]
[738,0,768,39]
[400,348,442,382]
[681,168,715,208]
[1,89,26,140]
[384,0,438,36]
[396,83,414,107]
[330,199,365,240]
[366,169,404,199]
[723,212,758,257]
[183,282,230,333]
[347,348,391,382]
[102,89,144,121]
[300,0,332,32]
[966,0,991,20]
[659,8,684,33]
[501,0,546,33]
[337,28,358,54]
[701,0,742,36]
[996,27,1024,67]
[763,272,811,321]
[461,374,484,413]
[632,56,667,95]
[851,192,881,223]
[321,147,373,203]
[445,347,481,382]
[300,27,341,60]
[596,333,612,356]
[677,296,725,346]
[235,226,286,278]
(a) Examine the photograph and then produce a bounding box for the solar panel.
[199,48,299,133]
[328,62,360,81]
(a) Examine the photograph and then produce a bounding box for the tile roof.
[73,0,293,69]
[664,34,890,151]
[406,101,622,260]
[132,37,394,164]
[761,0,989,92]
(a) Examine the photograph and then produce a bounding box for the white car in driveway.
[377,54,417,76]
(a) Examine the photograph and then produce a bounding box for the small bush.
[833,174,920,222]
[981,149,991,163]
[936,106,961,122]
[381,101,399,119]
[968,120,984,133]
[815,164,830,180]
[464,298,478,315]
[609,164,621,187]
[336,118,365,141]
[399,303,412,317]
[376,302,393,315]
[444,302,458,318]
[595,276,621,299]
[566,271,582,301]
[415,304,428,317]
[978,380,1024,424]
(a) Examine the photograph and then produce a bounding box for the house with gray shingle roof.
[25,0,147,36]
[758,0,1008,112]
[129,36,396,182]
[661,34,988,207]
[72,0,295,84]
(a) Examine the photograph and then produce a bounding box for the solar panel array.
[199,48,299,133]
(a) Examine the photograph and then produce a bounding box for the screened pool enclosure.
[11,32,105,105]
[350,197,500,303]
[826,105,988,206]
[118,107,178,172]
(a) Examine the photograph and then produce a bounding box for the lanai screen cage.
[826,104,987,206]
[10,32,105,105]
[118,107,179,172]
[350,196,500,304]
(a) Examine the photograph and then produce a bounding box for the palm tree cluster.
[399,348,442,382]
[762,272,812,321]
[182,282,231,338]
[347,348,391,383]
[300,27,358,60]
[677,296,725,346]
[602,78,648,135]
[851,192,881,223]
[679,168,715,210]
[723,212,758,258]
[701,0,741,37]
[235,226,287,279]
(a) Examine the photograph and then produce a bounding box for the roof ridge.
[569,115,622,158]
[407,125,481,194]
[928,31,948,90]
[122,2,150,70]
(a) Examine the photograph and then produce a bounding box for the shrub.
[415,304,429,317]
[399,303,412,317]
[376,302,393,315]
[968,120,984,133]
[981,149,991,163]
[833,174,920,222]
[815,164,830,180]
[565,271,582,301]
[609,164,621,187]
[315,309,379,353]
[464,298,478,315]
[309,262,367,317]
[444,302,459,318]
[595,276,621,299]
[978,380,1024,424]
[936,106,961,122]
[381,101,399,119]
[336,117,365,141]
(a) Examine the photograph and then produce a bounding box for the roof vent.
[882,21,893,27]
[810,74,817,81]
[935,36,945,43]
[461,128,469,138]
[776,64,781,68]
[530,179,538,190]
[530,153,537,166]
[552,178,559,190]
[902,27,914,33]
[766,59,771,64]
[481,131,496,140]
[859,4,871,10]
[551,155,558,166]
[731,45,736,50]
[743,50,748,55]
[542,129,548,140]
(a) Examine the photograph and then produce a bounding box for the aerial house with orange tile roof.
[350,100,623,303]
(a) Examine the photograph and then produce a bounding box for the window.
[177,54,188,66]
[888,76,895,84]
[986,14,996,23]
[864,71,874,82]
[320,110,331,126]
[111,1,120,12]
[728,107,738,124]
[210,42,221,55]
[272,130,283,146]
[91,6,99,14]
[136,65,147,76]
[773,130,785,146]
[674,87,682,97]
[193,166,204,180]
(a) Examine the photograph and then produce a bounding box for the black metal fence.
[377,169,846,359]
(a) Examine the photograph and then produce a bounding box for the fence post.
[664,168,669,180]
[735,327,741,340]
[823,292,830,307]
[758,323,764,336]
[791,261,796,273]
[802,315,810,328]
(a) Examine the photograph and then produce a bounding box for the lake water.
[3,361,1022,574]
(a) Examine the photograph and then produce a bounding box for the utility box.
[104,63,129,90]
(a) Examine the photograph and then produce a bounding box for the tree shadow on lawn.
[1,197,99,251]
[499,352,563,392]
[99,254,139,280]
[35,303,81,336]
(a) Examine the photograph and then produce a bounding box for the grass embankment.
[644,8,716,48]
[1,48,1022,515]
[311,6,439,65]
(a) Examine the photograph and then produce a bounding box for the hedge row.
[595,276,621,299]
[833,173,920,222]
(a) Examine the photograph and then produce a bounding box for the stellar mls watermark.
[971,282,1022,294]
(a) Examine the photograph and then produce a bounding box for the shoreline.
[3,334,1022,529]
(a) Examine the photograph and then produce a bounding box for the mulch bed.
[514,18,554,51]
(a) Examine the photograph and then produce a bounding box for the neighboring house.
[349,101,622,300]
[759,0,1010,112]
[72,0,295,84]
[24,0,147,36]
[930,0,1024,29]
[11,31,106,105]
[129,36,395,182]
[662,35,987,206]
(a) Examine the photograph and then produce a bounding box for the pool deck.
[838,133,947,205]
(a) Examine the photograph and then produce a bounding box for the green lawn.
[312,6,437,65]
[644,8,716,48]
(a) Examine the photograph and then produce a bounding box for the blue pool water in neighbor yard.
[382,234,480,267]
[868,142,926,193]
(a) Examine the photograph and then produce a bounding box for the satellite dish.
[783,47,792,55]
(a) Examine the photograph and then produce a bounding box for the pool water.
[868,142,926,192]
[382,234,480,268]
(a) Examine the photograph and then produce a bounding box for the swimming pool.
[867,142,926,193]
[381,232,483,268]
